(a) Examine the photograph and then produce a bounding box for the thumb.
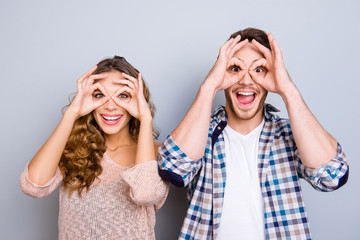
[224,70,246,89]
[93,96,110,109]
[111,95,131,110]
[249,71,265,87]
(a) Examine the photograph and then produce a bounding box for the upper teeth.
[237,92,254,96]
[103,115,121,121]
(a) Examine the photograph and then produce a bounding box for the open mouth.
[236,91,256,107]
[100,114,122,125]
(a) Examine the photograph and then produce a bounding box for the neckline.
[103,152,134,168]
[225,118,265,138]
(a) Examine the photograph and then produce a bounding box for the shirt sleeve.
[296,143,349,192]
[122,160,169,208]
[156,134,203,188]
[20,164,63,198]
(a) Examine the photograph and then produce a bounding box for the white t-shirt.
[217,119,265,240]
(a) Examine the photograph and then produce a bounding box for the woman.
[20,56,168,239]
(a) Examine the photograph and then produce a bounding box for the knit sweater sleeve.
[122,160,169,208]
[20,164,63,198]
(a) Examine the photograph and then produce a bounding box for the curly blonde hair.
[59,56,159,197]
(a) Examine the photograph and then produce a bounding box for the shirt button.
[217,127,221,130]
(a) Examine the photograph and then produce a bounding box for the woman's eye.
[118,93,129,98]
[93,92,104,98]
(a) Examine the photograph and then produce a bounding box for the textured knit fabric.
[20,153,169,240]
[157,104,349,240]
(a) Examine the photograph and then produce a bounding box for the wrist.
[277,72,296,98]
[64,108,80,121]
[200,82,217,98]
[138,113,153,123]
[280,83,301,107]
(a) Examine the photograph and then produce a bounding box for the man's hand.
[250,33,339,168]
[249,33,296,98]
[203,35,248,93]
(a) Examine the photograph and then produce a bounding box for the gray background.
[1,0,359,239]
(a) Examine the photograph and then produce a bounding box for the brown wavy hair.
[59,56,159,197]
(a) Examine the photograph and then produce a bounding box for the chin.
[100,127,120,135]
[226,91,267,121]
[98,122,129,136]
[233,104,263,120]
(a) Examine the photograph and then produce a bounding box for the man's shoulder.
[266,115,295,140]
[270,117,291,132]
[210,105,226,124]
[263,104,294,137]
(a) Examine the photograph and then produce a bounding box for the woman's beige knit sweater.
[20,153,169,240]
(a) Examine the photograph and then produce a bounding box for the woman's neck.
[104,129,136,151]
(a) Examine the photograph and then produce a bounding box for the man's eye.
[230,65,241,72]
[254,67,266,73]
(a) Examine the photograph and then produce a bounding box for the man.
[157,28,349,239]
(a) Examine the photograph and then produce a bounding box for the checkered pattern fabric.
[158,104,348,240]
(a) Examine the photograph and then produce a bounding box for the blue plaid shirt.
[158,104,349,240]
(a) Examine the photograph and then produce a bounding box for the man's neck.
[225,108,264,135]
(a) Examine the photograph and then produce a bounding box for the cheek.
[258,90,268,104]
[258,84,267,93]
[92,111,101,125]
[124,114,132,125]
[252,80,266,94]
[224,88,233,101]
[117,110,131,126]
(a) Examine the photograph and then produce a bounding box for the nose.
[104,98,118,111]
[238,70,255,86]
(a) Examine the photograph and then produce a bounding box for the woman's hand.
[111,72,152,122]
[67,66,110,118]
[26,65,111,186]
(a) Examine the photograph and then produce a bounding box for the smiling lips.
[101,114,122,125]
[236,91,256,107]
